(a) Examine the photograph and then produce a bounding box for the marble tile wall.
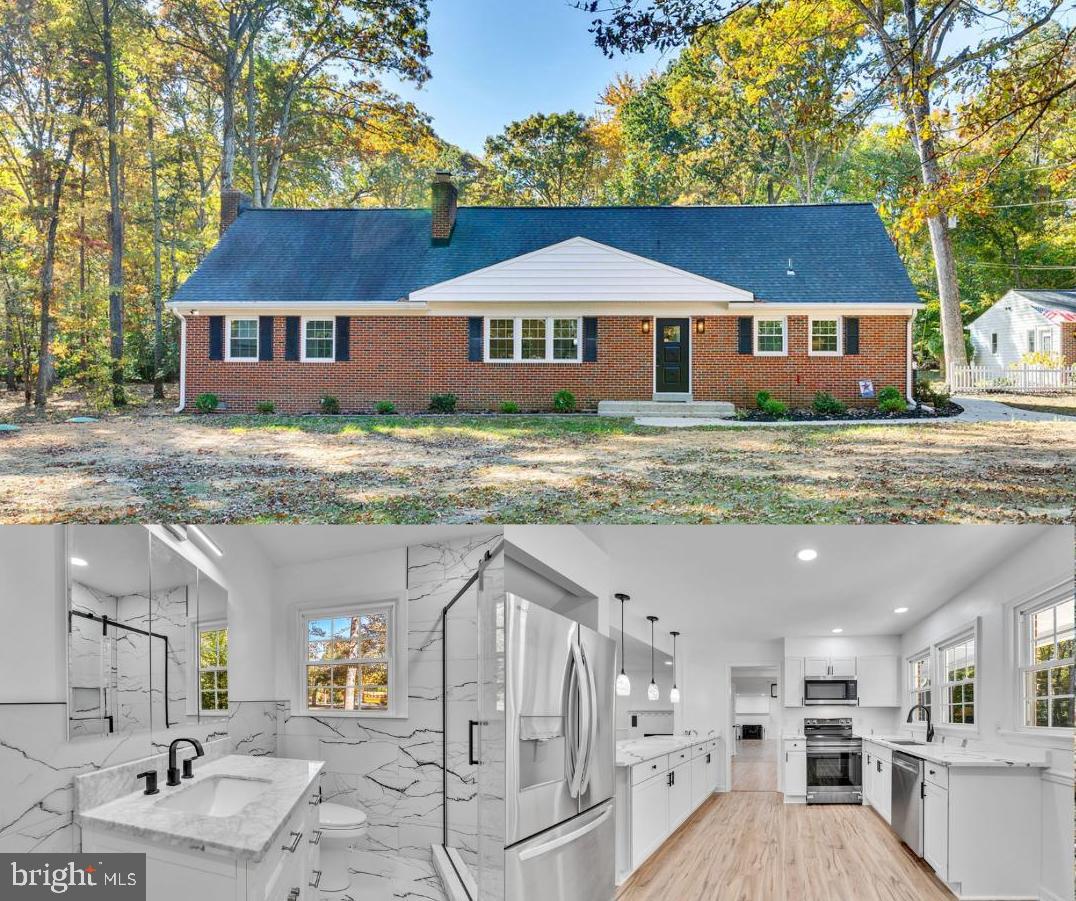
[0,700,277,854]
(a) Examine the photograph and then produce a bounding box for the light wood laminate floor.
[731,738,778,792]
[617,792,953,901]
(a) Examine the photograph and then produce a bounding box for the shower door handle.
[469,720,480,766]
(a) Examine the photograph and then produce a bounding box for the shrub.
[375,400,396,415]
[553,389,577,413]
[812,391,846,416]
[255,400,275,415]
[194,393,219,413]
[429,393,457,413]
[877,385,906,414]
[754,390,788,418]
[500,401,520,414]
[914,380,951,409]
[755,390,772,406]
[320,395,340,415]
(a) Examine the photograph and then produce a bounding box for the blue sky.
[386,0,665,153]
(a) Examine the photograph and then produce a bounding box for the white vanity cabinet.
[782,738,806,800]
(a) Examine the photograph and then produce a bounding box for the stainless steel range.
[804,717,862,804]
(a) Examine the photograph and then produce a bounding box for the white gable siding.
[968,291,1058,367]
[410,236,754,303]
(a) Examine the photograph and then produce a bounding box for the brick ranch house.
[168,175,922,414]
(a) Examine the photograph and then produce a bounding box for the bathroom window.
[302,602,396,715]
[907,650,931,722]
[198,623,229,713]
[1017,592,1075,730]
[937,625,978,726]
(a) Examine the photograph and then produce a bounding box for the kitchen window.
[907,651,931,722]
[754,318,787,355]
[938,628,977,726]
[485,317,582,362]
[1018,592,1074,730]
[301,603,396,715]
[303,318,335,361]
[809,318,841,355]
[226,317,258,360]
[197,622,228,713]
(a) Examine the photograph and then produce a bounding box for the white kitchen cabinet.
[803,657,829,678]
[706,740,721,793]
[783,740,806,799]
[668,762,693,829]
[873,757,892,823]
[803,656,855,678]
[855,655,900,707]
[862,743,876,808]
[829,656,856,677]
[783,657,804,706]
[690,754,708,809]
[923,778,949,881]
[630,769,670,869]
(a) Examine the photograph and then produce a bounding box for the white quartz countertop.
[859,736,1047,768]
[77,754,325,861]
[616,735,718,767]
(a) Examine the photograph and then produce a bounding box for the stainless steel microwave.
[804,678,858,705]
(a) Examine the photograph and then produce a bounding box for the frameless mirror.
[66,526,228,740]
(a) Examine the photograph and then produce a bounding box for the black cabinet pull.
[469,720,480,766]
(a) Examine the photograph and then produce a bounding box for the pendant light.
[646,616,660,701]
[669,631,681,704]
[614,593,631,697]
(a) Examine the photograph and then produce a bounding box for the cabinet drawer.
[924,762,948,790]
[668,748,691,767]
[692,742,708,759]
[631,755,668,785]
[251,805,308,900]
[783,739,805,752]
[871,743,892,764]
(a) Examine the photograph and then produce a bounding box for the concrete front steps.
[597,399,736,419]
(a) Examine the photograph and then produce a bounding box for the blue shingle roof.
[172,204,919,305]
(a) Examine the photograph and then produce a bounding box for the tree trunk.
[246,44,262,206]
[103,0,126,405]
[148,114,165,400]
[221,39,238,192]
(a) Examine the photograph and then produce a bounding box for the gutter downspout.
[172,309,186,412]
[906,315,914,402]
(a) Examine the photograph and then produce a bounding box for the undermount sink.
[157,776,271,817]
[888,739,926,746]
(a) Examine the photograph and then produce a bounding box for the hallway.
[731,738,778,792]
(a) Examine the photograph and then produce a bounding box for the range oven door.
[806,745,862,804]
[803,678,858,705]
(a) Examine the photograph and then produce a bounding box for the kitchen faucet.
[905,705,935,742]
[167,737,205,786]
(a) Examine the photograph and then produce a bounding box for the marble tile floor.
[318,846,447,901]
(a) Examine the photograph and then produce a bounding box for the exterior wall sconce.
[695,318,706,335]
[640,319,651,335]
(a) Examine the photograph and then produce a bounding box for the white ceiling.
[582,525,1051,644]
[243,525,500,568]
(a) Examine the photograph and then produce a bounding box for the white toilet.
[317,802,368,893]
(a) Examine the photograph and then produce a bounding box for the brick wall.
[183,314,910,413]
[1061,322,1076,366]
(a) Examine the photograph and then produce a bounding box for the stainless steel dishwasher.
[890,751,924,856]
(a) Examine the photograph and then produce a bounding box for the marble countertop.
[859,735,1047,768]
[616,735,718,767]
[77,754,325,861]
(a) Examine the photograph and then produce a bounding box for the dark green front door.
[655,318,690,394]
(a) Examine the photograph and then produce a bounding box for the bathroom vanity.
[78,755,325,901]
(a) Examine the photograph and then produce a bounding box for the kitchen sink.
[157,776,271,817]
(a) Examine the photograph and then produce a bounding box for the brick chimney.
[431,172,457,244]
[220,188,253,236]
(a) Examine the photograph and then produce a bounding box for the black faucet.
[136,770,159,795]
[908,697,933,740]
[167,737,205,786]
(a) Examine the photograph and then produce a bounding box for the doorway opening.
[730,665,781,792]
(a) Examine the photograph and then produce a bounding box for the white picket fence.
[947,364,1076,394]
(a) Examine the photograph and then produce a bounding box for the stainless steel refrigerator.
[503,593,616,901]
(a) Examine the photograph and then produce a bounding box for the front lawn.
[985,393,1076,418]
[1,391,1073,523]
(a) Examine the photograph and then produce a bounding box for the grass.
[985,393,1076,418]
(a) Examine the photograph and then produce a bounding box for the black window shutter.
[737,316,753,354]
[467,317,483,362]
[285,316,300,361]
[844,317,860,355]
[583,317,598,362]
[208,316,224,361]
[258,316,274,361]
[335,316,350,361]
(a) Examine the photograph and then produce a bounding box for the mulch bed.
[741,402,964,423]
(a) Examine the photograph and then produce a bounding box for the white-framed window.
[226,317,258,361]
[937,625,978,726]
[808,317,841,356]
[484,317,582,363]
[907,650,931,722]
[1027,330,1035,353]
[1039,328,1054,354]
[1017,592,1074,730]
[195,621,228,714]
[302,318,335,361]
[754,317,787,356]
[299,599,404,717]
[991,332,998,355]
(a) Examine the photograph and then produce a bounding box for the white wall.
[968,291,1060,367]
[896,527,1073,901]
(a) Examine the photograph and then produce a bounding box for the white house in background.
[968,288,1076,367]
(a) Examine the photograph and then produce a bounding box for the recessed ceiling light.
[70,557,88,567]
[831,627,843,634]
[796,548,818,562]
[894,607,909,614]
